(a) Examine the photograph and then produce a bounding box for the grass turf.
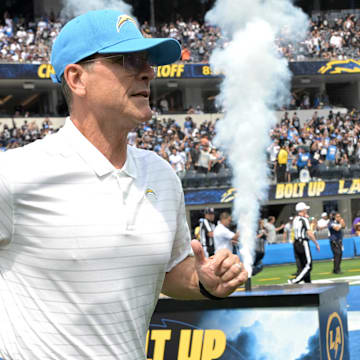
[250,258,360,286]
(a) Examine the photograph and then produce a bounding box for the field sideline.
[250,258,360,286]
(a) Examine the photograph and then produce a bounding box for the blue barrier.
[343,237,356,258]
[263,237,357,265]
[354,237,360,256]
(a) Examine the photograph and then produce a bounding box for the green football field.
[249,258,360,286]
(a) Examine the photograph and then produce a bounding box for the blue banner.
[2,59,360,80]
[184,179,360,205]
[0,63,55,79]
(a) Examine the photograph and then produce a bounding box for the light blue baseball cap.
[50,9,181,83]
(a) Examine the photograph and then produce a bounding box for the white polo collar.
[60,117,137,179]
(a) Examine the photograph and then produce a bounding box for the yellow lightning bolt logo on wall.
[318,59,360,74]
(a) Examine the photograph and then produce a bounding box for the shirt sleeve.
[219,226,235,241]
[0,172,13,246]
[166,185,192,272]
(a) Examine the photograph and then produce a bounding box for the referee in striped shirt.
[199,207,216,257]
[288,202,320,284]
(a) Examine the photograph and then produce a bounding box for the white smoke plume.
[60,0,133,19]
[205,0,309,276]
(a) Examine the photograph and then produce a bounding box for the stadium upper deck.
[2,9,360,64]
[2,7,360,116]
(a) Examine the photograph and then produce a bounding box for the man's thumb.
[191,240,206,265]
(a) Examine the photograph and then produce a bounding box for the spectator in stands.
[267,138,280,179]
[140,21,151,36]
[351,210,360,234]
[181,46,191,62]
[267,138,280,165]
[209,147,225,173]
[295,146,311,178]
[169,146,186,177]
[286,143,297,182]
[197,142,211,173]
[189,141,200,171]
[183,116,194,136]
[291,112,300,131]
[276,142,288,183]
[308,140,322,178]
[326,138,338,166]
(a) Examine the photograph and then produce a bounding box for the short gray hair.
[60,60,95,112]
[61,76,73,112]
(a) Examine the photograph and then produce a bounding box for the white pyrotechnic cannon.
[205,0,309,277]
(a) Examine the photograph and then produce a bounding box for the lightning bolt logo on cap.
[116,15,137,32]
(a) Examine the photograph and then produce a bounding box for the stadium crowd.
[269,108,360,182]
[2,108,360,186]
[2,10,360,63]
[0,117,55,150]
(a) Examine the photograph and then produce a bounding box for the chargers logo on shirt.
[116,15,137,32]
[145,188,157,202]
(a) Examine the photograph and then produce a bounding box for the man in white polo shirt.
[214,211,240,253]
[0,10,247,360]
[317,212,329,231]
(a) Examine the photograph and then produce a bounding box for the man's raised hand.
[191,240,248,298]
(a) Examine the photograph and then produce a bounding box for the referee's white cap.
[295,202,310,212]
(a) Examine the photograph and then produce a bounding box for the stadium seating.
[1,9,360,65]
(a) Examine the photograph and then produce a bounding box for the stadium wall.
[263,236,359,265]
[0,108,348,129]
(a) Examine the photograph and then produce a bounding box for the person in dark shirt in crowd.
[189,141,201,170]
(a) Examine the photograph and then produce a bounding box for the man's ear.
[63,64,87,98]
